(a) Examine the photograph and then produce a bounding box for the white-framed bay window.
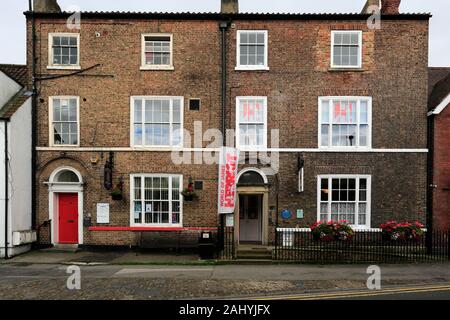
[236,96,268,150]
[48,33,80,69]
[49,96,80,147]
[131,96,183,148]
[331,30,362,69]
[236,30,269,70]
[319,97,371,149]
[317,175,371,228]
[130,174,183,227]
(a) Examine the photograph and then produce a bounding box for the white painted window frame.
[49,96,80,148]
[47,33,81,70]
[140,33,174,71]
[236,30,269,71]
[130,174,183,227]
[318,96,372,151]
[317,174,372,229]
[330,30,363,69]
[236,96,268,151]
[130,96,184,149]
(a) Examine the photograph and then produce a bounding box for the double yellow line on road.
[247,283,450,300]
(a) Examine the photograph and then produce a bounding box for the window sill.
[238,147,268,152]
[140,66,175,71]
[131,146,183,151]
[328,67,365,72]
[47,65,82,70]
[235,66,270,71]
[49,144,80,148]
[317,147,372,152]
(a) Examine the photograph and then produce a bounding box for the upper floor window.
[236,97,267,150]
[319,97,371,149]
[331,31,362,69]
[131,174,182,227]
[131,96,183,148]
[48,33,80,69]
[50,97,79,146]
[141,34,174,70]
[318,175,371,228]
[236,30,269,70]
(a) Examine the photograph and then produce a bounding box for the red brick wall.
[27,15,429,246]
[433,104,450,230]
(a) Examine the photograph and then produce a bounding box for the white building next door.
[239,194,262,243]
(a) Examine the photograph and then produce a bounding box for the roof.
[429,67,450,96]
[24,11,432,20]
[0,88,31,120]
[0,64,27,87]
[428,68,450,115]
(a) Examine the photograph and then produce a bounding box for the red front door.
[58,193,78,244]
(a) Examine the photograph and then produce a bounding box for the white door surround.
[45,167,84,245]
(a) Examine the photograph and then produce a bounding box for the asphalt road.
[0,263,449,300]
[245,283,450,300]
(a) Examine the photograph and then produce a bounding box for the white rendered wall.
[0,121,6,257]
[0,71,21,107]
[9,98,32,234]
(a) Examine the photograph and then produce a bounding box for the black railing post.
[274,229,278,260]
[217,215,225,258]
[426,227,433,255]
[447,229,450,261]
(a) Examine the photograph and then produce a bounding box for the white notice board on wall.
[97,203,110,224]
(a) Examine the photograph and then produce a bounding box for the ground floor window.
[318,175,371,228]
[131,174,182,226]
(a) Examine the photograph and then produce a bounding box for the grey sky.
[0,0,448,66]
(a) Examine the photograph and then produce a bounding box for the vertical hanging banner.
[218,147,240,214]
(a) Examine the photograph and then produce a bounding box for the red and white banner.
[218,147,240,214]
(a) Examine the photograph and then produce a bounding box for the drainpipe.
[2,120,9,259]
[29,0,38,231]
[219,21,230,145]
[218,20,230,252]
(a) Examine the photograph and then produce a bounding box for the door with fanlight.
[239,194,262,243]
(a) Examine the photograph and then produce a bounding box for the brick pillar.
[33,0,61,13]
[362,0,380,14]
[381,0,401,14]
[221,0,239,14]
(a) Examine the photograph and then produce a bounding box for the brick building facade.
[27,0,430,248]
[428,68,450,231]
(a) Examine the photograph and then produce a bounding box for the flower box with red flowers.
[181,177,198,202]
[310,221,354,242]
[380,221,424,242]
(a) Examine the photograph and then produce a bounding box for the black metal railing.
[274,229,450,263]
[217,227,235,260]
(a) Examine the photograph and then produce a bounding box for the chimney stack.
[221,0,239,14]
[381,0,401,14]
[361,0,380,14]
[33,0,61,13]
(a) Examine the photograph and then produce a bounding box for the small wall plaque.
[96,203,110,224]
[281,209,292,219]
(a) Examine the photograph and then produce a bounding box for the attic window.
[331,31,362,69]
[141,34,174,70]
[48,33,80,69]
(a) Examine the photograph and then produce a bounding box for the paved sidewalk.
[0,249,204,265]
[0,262,449,300]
